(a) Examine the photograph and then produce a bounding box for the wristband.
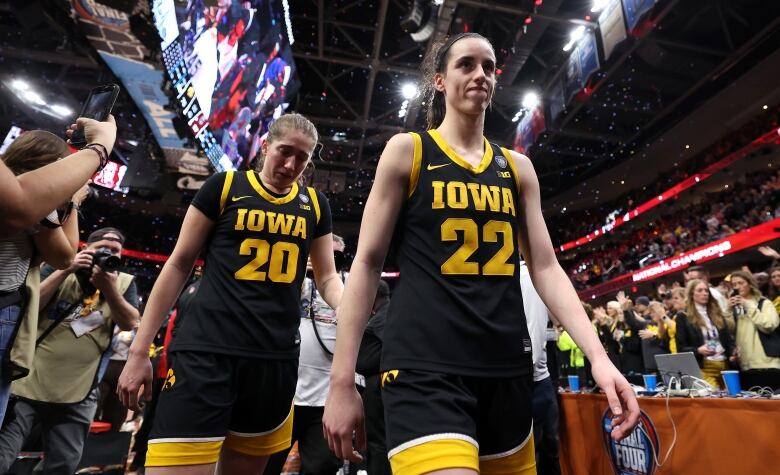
[83,143,109,171]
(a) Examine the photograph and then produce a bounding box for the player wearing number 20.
[117,114,343,475]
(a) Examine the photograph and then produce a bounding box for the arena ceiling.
[0,0,779,227]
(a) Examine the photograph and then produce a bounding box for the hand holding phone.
[68,84,120,148]
[66,115,118,155]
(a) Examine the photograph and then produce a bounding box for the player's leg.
[382,369,480,475]
[475,375,536,475]
[221,358,298,475]
[145,351,236,475]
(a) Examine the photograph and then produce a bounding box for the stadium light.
[401,83,418,100]
[11,79,29,91]
[563,26,586,52]
[50,104,72,117]
[522,91,540,110]
[591,0,611,13]
[23,90,45,105]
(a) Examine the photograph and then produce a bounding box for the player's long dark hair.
[420,32,494,130]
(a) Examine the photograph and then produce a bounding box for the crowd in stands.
[548,103,780,249]
[557,263,780,392]
[567,169,780,289]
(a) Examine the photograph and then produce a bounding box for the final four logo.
[602,409,659,475]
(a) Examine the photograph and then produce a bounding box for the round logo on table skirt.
[602,409,659,475]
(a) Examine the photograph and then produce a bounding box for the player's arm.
[323,132,413,461]
[118,205,214,411]
[509,150,639,440]
[310,233,343,309]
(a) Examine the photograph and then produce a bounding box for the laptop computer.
[654,352,704,389]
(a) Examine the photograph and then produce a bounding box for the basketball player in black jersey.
[117,114,343,475]
[323,33,639,474]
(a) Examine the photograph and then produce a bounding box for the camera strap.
[309,282,334,357]
[36,302,79,347]
[36,290,100,347]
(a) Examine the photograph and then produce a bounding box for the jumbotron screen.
[152,0,299,171]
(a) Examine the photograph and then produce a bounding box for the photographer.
[0,227,139,474]
[0,116,116,237]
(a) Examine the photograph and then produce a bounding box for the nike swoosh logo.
[427,163,451,171]
[231,195,252,202]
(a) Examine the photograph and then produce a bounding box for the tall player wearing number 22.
[117,114,343,475]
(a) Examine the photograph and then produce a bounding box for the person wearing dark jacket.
[619,294,650,375]
[674,279,735,388]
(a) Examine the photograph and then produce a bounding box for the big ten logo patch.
[602,409,659,475]
[162,368,176,391]
[381,370,399,388]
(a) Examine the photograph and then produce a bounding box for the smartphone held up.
[68,83,120,148]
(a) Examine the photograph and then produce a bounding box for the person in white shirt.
[520,261,561,475]
[263,236,346,475]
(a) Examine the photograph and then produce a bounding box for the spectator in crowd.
[356,280,392,475]
[675,279,735,388]
[685,266,728,312]
[95,327,136,431]
[618,293,648,375]
[669,287,687,319]
[639,301,677,372]
[557,302,590,388]
[0,131,88,426]
[0,227,139,474]
[520,262,561,475]
[769,266,780,315]
[593,304,621,373]
[728,271,780,381]
[0,117,116,237]
[263,235,347,475]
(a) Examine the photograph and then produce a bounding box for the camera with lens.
[92,247,122,272]
[75,247,122,294]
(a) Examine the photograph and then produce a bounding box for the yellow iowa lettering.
[430,181,515,216]
[466,183,500,212]
[235,209,308,237]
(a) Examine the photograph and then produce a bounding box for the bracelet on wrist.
[83,143,109,171]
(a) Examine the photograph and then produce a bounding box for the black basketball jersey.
[171,170,332,358]
[382,130,533,377]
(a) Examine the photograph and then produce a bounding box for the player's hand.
[322,383,365,463]
[117,352,153,412]
[591,356,640,441]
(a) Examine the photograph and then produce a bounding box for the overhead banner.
[513,105,546,154]
[547,77,566,123]
[622,0,656,32]
[98,52,188,150]
[599,0,628,60]
[577,217,780,299]
[565,30,600,102]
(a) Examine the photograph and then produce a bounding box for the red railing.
[557,128,780,253]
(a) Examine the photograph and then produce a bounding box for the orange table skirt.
[559,393,780,475]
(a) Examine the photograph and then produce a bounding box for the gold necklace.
[80,290,101,316]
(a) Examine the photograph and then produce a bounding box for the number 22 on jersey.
[440,218,515,276]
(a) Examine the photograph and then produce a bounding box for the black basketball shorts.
[146,351,297,467]
[381,369,536,475]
